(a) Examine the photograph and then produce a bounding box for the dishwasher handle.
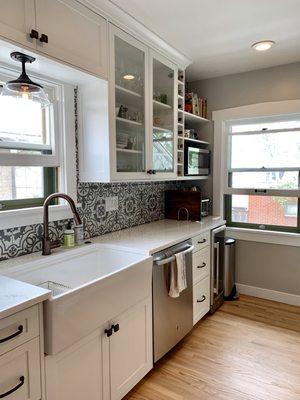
[155,245,194,266]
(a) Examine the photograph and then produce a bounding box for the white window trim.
[212,99,300,243]
[0,75,77,230]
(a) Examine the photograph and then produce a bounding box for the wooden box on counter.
[165,190,202,221]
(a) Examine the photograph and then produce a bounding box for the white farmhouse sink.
[2,244,152,354]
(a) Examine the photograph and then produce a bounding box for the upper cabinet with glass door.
[110,26,149,180]
[150,51,177,179]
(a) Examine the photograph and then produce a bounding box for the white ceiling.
[108,0,300,81]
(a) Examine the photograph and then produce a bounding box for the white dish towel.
[169,251,187,298]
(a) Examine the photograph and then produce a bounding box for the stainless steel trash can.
[223,238,238,300]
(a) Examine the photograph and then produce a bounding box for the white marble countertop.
[97,217,225,254]
[0,275,50,320]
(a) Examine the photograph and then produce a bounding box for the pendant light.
[1,52,50,107]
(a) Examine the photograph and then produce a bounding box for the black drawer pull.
[0,376,24,398]
[112,324,119,333]
[197,295,206,303]
[197,239,206,244]
[197,262,206,269]
[0,325,23,344]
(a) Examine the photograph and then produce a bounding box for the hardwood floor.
[124,295,300,400]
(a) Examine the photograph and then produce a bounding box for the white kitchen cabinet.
[35,0,107,77]
[150,50,178,179]
[45,327,108,400]
[0,338,41,400]
[109,24,150,181]
[109,297,152,400]
[0,0,36,49]
[0,0,107,78]
[45,297,153,400]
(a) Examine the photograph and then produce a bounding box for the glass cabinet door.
[151,53,177,177]
[112,28,148,177]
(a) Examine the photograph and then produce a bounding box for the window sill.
[226,227,300,247]
[0,204,78,230]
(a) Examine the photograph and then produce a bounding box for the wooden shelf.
[183,137,209,145]
[153,100,172,110]
[116,117,142,126]
[184,111,210,123]
[116,148,143,154]
[115,85,142,98]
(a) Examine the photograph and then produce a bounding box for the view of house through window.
[226,115,300,232]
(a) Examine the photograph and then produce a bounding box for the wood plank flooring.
[124,295,300,400]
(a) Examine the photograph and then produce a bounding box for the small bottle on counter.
[64,222,75,247]
[74,224,84,245]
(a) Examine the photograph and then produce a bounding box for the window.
[225,114,300,233]
[0,69,61,211]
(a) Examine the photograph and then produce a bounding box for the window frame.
[0,65,77,229]
[0,67,61,167]
[212,100,300,237]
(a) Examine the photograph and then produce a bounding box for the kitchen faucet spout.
[42,193,82,256]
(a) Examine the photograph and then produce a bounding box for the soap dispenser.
[64,222,75,247]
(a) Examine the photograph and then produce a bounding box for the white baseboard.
[236,283,300,307]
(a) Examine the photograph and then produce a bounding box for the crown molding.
[77,0,192,69]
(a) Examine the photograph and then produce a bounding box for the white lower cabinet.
[45,296,153,400]
[0,338,41,400]
[109,299,152,400]
[192,233,211,325]
[193,276,210,325]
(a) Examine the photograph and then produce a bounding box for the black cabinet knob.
[30,29,39,39]
[147,169,153,174]
[112,324,119,333]
[40,33,48,43]
[104,327,113,337]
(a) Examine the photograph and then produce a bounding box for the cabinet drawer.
[192,247,210,284]
[0,306,39,356]
[0,337,41,400]
[192,231,210,252]
[193,276,210,325]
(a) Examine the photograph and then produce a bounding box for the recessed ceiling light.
[123,73,135,80]
[251,40,275,51]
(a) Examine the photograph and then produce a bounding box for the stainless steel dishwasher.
[152,239,194,362]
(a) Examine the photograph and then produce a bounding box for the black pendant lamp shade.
[1,51,50,107]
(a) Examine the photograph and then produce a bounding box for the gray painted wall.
[188,62,300,297]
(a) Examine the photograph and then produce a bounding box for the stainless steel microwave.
[184,141,210,176]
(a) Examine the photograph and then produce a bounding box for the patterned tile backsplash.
[0,181,183,261]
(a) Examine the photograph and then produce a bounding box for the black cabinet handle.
[147,170,153,174]
[197,239,206,244]
[40,33,48,43]
[197,295,206,303]
[197,262,206,269]
[0,325,23,344]
[104,327,113,337]
[112,324,119,333]
[0,376,24,398]
[30,29,39,39]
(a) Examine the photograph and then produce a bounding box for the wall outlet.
[105,196,118,212]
